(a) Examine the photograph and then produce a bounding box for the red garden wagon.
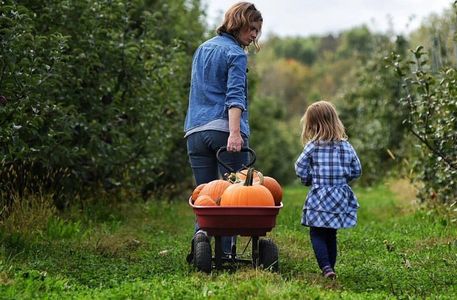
[187,147,283,273]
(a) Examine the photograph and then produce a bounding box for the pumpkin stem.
[244,167,255,186]
[226,172,240,184]
[257,171,264,185]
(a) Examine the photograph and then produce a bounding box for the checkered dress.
[295,140,362,229]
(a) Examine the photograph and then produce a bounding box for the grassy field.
[1,180,456,299]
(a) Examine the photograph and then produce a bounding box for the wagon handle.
[216,147,256,173]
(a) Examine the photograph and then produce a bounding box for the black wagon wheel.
[259,238,279,272]
[194,240,212,273]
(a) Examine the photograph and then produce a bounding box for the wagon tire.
[259,238,279,272]
[194,241,212,273]
[187,232,209,264]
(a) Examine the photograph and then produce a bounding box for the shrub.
[388,45,457,204]
[0,0,205,208]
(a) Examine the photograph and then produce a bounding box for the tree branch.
[408,127,457,170]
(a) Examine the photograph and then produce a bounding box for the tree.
[389,45,457,204]
[0,0,205,208]
[338,35,409,185]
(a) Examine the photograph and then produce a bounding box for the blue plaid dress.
[295,140,362,229]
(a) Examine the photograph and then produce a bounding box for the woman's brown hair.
[216,2,263,51]
[300,100,347,145]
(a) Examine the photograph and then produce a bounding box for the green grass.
[1,182,456,299]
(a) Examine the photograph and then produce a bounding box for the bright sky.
[203,0,453,37]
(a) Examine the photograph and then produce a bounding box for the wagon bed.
[189,197,283,236]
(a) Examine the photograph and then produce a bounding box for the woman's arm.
[225,49,248,152]
[227,107,243,151]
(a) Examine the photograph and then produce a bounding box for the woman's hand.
[227,133,243,152]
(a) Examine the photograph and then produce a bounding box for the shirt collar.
[220,32,242,47]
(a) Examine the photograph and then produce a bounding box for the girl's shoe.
[324,270,336,279]
[322,266,336,280]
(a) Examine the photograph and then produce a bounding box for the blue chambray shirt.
[295,140,362,229]
[184,33,250,137]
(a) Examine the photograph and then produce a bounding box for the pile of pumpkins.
[191,168,282,207]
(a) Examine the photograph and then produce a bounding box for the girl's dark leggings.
[309,226,338,270]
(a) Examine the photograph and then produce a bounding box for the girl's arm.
[349,148,362,181]
[295,143,314,186]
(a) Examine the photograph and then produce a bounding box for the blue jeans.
[187,130,249,253]
[186,130,249,184]
[309,227,337,270]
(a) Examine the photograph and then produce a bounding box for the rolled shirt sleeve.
[225,49,247,111]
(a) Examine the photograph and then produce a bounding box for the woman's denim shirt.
[184,33,249,137]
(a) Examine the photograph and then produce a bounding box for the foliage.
[1,183,456,298]
[388,44,457,204]
[256,6,456,193]
[258,27,412,186]
[243,57,300,185]
[255,58,313,117]
[336,26,375,58]
[337,35,409,185]
[249,95,300,185]
[409,5,457,68]
[257,32,362,119]
[1,0,455,210]
[269,35,321,66]
[0,0,205,207]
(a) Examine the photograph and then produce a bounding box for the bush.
[338,35,409,185]
[0,0,205,208]
[249,96,301,185]
[389,45,457,204]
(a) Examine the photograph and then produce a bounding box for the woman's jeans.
[309,227,337,270]
[187,130,249,253]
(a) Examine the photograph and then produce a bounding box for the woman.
[184,2,263,259]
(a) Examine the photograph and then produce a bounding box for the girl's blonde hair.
[216,2,263,52]
[300,100,347,145]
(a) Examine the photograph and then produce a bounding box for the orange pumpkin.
[191,183,207,203]
[194,195,217,206]
[198,179,231,202]
[220,184,274,206]
[220,168,274,206]
[236,168,263,183]
[261,176,283,205]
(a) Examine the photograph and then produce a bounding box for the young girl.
[295,100,362,279]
